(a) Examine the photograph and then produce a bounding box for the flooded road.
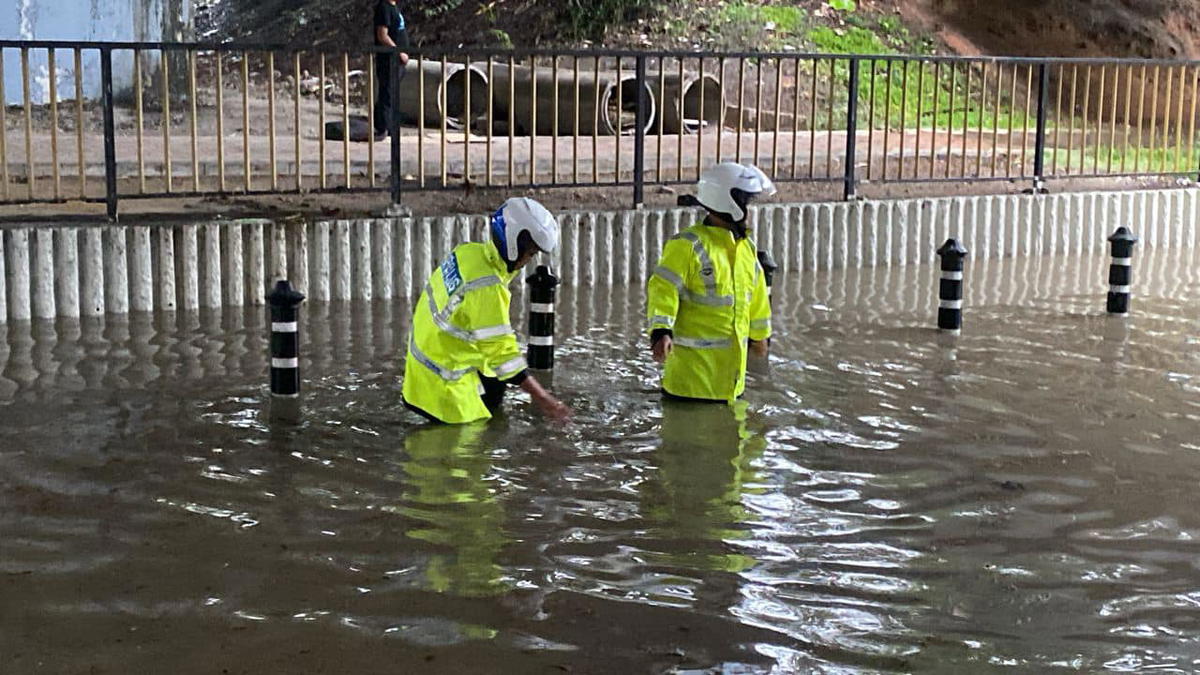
[3,246,1200,673]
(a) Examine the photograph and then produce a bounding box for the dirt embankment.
[915,0,1200,60]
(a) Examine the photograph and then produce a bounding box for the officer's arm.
[749,257,772,351]
[468,287,527,382]
[647,237,694,346]
[469,288,570,419]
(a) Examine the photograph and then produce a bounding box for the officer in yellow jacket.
[403,197,570,423]
[647,162,775,402]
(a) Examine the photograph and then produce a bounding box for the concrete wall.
[1,0,194,104]
[2,187,1198,323]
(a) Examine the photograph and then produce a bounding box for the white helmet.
[694,162,777,224]
[490,197,559,262]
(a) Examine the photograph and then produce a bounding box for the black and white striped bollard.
[526,265,559,370]
[936,239,968,332]
[757,250,778,303]
[1106,227,1138,315]
[267,280,306,397]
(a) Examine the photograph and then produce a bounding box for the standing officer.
[646,162,776,402]
[403,197,571,423]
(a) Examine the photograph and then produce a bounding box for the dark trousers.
[479,375,508,412]
[374,53,403,134]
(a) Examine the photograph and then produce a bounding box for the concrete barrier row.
[6,243,1200,400]
[2,187,1198,322]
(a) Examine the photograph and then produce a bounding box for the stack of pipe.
[484,63,656,136]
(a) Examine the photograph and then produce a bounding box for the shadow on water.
[3,246,1200,672]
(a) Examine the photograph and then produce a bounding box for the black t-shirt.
[374,0,409,49]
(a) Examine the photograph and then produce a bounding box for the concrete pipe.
[655,73,725,134]
[397,60,489,131]
[485,64,656,136]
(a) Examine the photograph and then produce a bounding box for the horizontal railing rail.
[0,41,1197,218]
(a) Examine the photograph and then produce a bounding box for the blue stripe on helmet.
[491,207,508,258]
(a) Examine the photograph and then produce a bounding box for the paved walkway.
[0,126,1051,202]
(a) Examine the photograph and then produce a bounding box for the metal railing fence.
[2,40,1199,218]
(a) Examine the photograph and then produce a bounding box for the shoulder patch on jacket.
[441,253,463,294]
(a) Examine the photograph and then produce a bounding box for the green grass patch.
[808,25,889,55]
[1045,142,1200,174]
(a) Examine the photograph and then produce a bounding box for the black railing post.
[1032,62,1050,193]
[843,57,860,201]
[100,47,119,220]
[389,48,403,206]
[633,54,647,209]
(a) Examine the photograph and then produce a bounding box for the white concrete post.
[1186,189,1198,248]
[222,222,245,307]
[201,223,222,309]
[244,221,266,306]
[373,218,394,300]
[600,210,619,283]
[155,226,176,312]
[5,230,33,322]
[816,203,834,271]
[103,227,129,315]
[859,200,878,269]
[178,225,199,312]
[269,221,288,286]
[394,218,412,300]
[353,219,373,302]
[582,212,599,287]
[333,220,352,302]
[845,203,862,270]
[560,212,578,288]
[31,228,56,319]
[128,226,153,313]
[876,202,893,268]
[310,221,331,303]
[80,227,104,316]
[414,217,432,290]
[286,220,309,300]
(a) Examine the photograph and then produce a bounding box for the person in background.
[646,162,776,403]
[373,0,410,139]
[402,197,571,424]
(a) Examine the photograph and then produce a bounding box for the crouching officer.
[646,162,776,402]
[403,197,571,423]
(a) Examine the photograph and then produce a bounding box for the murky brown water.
[3,247,1200,673]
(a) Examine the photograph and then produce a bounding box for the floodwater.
[3,246,1200,673]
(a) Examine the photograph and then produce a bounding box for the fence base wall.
[2,187,1198,323]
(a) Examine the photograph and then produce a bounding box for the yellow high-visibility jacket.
[403,242,526,423]
[647,222,772,402]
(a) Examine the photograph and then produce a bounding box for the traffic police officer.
[403,197,570,423]
[646,162,776,402]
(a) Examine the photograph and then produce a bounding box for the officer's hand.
[537,395,572,421]
[750,339,769,358]
[399,52,410,66]
[652,335,673,363]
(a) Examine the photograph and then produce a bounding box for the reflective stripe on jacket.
[403,242,526,423]
[646,222,772,401]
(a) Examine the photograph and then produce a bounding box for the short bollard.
[526,265,559,370]
[757,250,778,301]
[936,239,968,332]
[267,280,306,398]
[1106,227,1138,315]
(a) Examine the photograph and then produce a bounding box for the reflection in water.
[3,247,1200,672]
[642,400,762,574]
[399,423,510,598]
